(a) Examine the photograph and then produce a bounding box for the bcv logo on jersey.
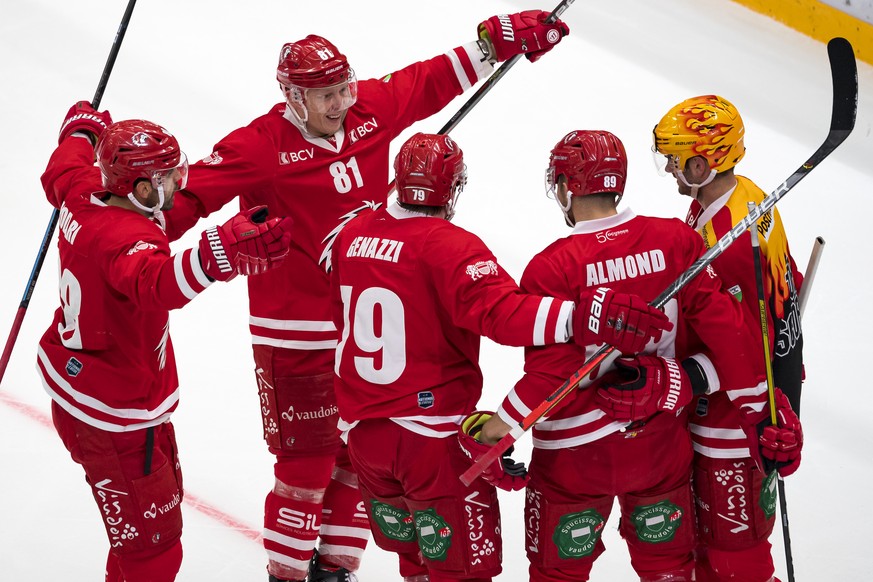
[278,148,315,164]
[348,117,379,145]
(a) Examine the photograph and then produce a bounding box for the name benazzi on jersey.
[344,235,404,263]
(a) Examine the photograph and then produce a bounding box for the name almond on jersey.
[346,235,404,263]
[586,249,666,286]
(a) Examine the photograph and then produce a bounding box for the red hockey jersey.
[167,43,493,375]
[495,209,765,450]
[686,176,804,460]
[37,137,214,432]
[330,204,574,438]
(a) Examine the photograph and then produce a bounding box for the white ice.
[1,0,871,579]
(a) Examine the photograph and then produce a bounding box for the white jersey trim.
[391,417,462,439]
[251,336,338,350]
[189,247,212,289]
[689,424,747,441]
[689,352,720,394]
[533,297,553,346]
[556,300,574,343]
[175,250,198,300]
[536,408,608,431]
[445,42,493,91]
[691,443,751,458]
[533,421,626,449]
[37,347,179,421]
[726,381,769,400]
[250,316,336,332]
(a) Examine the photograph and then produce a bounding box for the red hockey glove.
[574,287,673,354]
[477,10,569,63]
[458,411,528,491]
[198,206,293,281]
[759,388,803,477]
[58,101,113,145]
[235,206,294,275]
[595,356,703,422]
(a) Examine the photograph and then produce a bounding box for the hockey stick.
[436,0,575,135]
[0,0,138,387]
[798,236,825,318]
[461,36,858,487]
[748,201,796,582]
[386,0,576,193]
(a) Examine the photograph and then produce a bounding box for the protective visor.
[150,151,189,192]
[289,70,359,114]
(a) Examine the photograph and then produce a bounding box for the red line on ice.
[0,392,263,543]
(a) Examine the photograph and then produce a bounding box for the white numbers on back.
[336,285,406,384]
[58,268,83,349]
[329,156,364,194]
[604,175,617,189]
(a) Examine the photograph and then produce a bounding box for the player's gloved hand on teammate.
[758,387,803,477]
[458,411,528,491]
[477,10,569,63]
[198,205,293,281]
[595,355,705,422]
[58,101,113,146]
[573,287,673,354]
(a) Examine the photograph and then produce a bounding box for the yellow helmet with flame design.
[653,95,746,173]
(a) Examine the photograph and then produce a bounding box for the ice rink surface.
[1,0,872,579]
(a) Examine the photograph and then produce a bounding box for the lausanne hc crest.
[465,260,498,281]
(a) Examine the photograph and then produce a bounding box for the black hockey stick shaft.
[747,200,795,581]
[0,0,138,386]
[388,0,575,194]
[462,36,858,487]
[437,0,575,135]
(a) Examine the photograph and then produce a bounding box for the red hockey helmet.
[546,130,627,200]
[95,120,187,196]
[395,133,466,217]
[277,35,352,88]
[277,35,358,115]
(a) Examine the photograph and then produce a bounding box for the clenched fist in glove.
[58,101,113,145]
[458,411,528,491]
[759,388,803,477]
[478,10,569,63]
[595,355,707,422]
[574,287,673,354]
[199,206,293,282]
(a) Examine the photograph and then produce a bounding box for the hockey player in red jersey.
[38,102,293,582]
[329,133,671,582]
[475,130,770,582]
[653,96,804,582]
[162,12,570,582]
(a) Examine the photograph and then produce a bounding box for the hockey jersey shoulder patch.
[465,260,498,281]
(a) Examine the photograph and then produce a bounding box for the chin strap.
[126,182,166,230]
[554,188,575,227]
[677,168,717,199]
